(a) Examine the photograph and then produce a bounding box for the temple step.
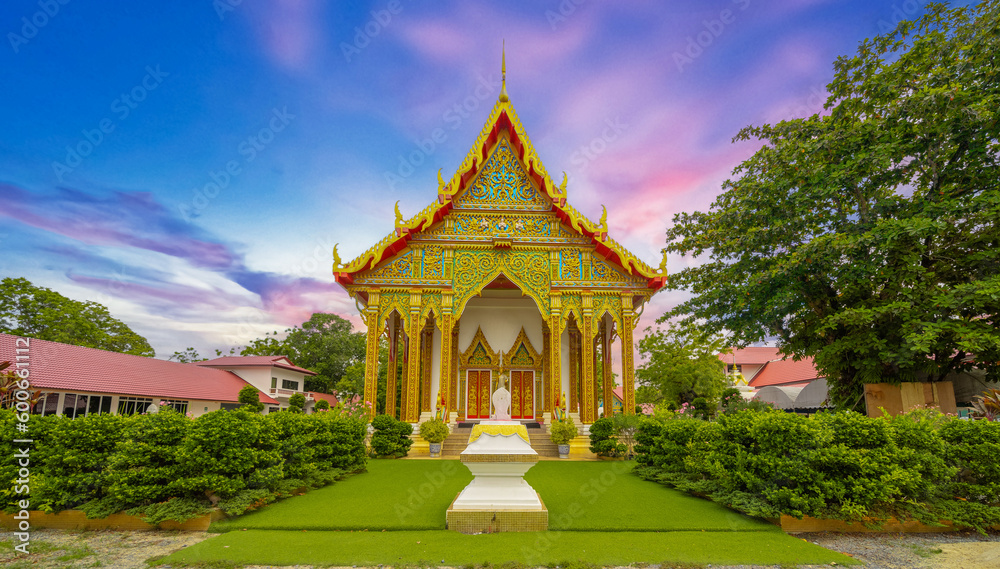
[437,425,563,458]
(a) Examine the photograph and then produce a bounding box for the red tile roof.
[750,356,823,387]
[718,347,783,365]
[308,391,339,405]
[195,355,316,376]
[0,334,278,404]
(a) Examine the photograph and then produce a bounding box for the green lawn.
[211,459,473,532]
[159,529,856,567]
[168,459,857,567]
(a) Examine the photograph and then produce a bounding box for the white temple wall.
[457,294,544,356]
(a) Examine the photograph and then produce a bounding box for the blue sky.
[0,0,946,357]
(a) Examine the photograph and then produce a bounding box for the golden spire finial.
[499,40,509,103]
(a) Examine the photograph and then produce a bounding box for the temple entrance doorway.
[466,369,492,419]
[509,370,534,419]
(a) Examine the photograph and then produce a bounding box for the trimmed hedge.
[0,407,368,522]
[634,409,1000,534]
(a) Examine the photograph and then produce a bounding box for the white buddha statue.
[491,372,512,421]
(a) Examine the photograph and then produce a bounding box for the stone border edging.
[0,509,226,531]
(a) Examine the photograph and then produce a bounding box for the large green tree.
[664,2,1000,409]
[241,313,365,393]
[0,277,154,356]
[635,319,729,407]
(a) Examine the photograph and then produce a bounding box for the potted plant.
[419,418,450,457]
[549,416,578,458]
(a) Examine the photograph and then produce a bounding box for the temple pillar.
[621,293,636,415]
[580,292,596,424]
[404,289,423,422]
[540,325,550,420]
[548,292,562,422]
[363,289,381,419]
[438,293,454,421]
[568,324,579,414]
[386,313,400,419]
[601,317,614,418]
[421,322,433,413]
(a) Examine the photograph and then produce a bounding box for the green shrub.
[313,412,368,472]
[691,397,711,419]
[104,407,191,512]
[174,409,283,503]
[418,418,450,443]
[370,414,413,457]
[238,385,264,413]
[549,417,578,445]
[634,408,1000,533]
[288,392,306,413]
[267,411,319,487]
[33,412,129,513]
[588,417,625,457]
[315,399,331,411]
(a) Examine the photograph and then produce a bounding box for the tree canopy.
[664,2,1000,409]
[0,277,154,357]
[635,319,729,407]
[240,313,365,394]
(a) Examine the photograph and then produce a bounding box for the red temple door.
[466,370,491,419]
[510,370,534,420]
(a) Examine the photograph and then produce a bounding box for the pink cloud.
[251,0,324,72]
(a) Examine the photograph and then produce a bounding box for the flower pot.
[429,442,442,457]
[558,443,570,458]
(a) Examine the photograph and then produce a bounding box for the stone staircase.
[439,423,561,458]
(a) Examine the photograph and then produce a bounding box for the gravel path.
[2,529,998,568]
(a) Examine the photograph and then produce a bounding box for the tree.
[0,277,154,356]
[664,2,1000,410]
[287,392,305,413]
[635,319,729,407]
[241,313,365,393]
[168,347,205,363]
[237,384,264,413]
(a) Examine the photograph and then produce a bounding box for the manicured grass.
[158,529,858,567]
[212,459,774,533]
[526,461,775,531]
[210,459,473,532]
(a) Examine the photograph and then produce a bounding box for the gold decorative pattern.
[422,246,444,278]
[452,249,551,319]
[363,291,381,419]
[420,291,443,326]
[467,423,531,444]
[459,327,499,369]
[454,138,550,211]
[378,290,411,330]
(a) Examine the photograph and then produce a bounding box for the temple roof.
[333,78,667,292]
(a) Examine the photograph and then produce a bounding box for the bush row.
[634,409,1000,534]
[1,407,368,523]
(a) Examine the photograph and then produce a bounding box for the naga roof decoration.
[333,75,667,292]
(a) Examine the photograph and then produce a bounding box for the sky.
[0,0,943,358]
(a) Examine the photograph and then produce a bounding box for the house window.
[159,399,189,414]
[118,397,154,415]
[220,402,241,411]
[271,377,277,389]
[282,379,298,390]
[32,393,60,416]
[59,393,113,418]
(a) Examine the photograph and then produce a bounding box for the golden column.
[404,289,423,422]
[568,326,579,414]
[580,292,596,423]
[601,317,614,418]
[421,323,433,412]
[621,293,636,415]
[438,292,454,421]
[363,289,381,419]
[385,313,400,419]
[548,292,562,422]
[540,326,550,419]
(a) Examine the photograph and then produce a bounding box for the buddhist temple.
[333,56,667,426]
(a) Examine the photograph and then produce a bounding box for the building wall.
[32,389,225,418]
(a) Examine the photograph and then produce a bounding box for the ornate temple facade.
[333,67,666,425]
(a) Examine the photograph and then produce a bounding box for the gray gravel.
[2,528,999,568]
